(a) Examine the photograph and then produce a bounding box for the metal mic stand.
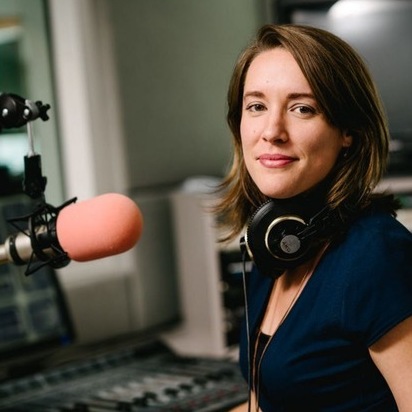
[0,93,76,275]
[0,92,50,201]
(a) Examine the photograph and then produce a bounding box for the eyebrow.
[243,91,316,101]
[243,91,264,100]
[287,92,316,100]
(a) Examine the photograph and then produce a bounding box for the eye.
[290,104,318,117]
[245,103,266,113]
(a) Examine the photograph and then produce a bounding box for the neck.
[270,178,332,221]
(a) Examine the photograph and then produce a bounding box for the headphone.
[240,198,342,279]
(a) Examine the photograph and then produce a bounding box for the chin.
[256,177,307,200]
[260,188,300,200]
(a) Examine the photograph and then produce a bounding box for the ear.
[342,130,353,148]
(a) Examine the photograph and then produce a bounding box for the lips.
[258,153,297,167]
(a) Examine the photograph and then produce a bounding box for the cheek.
[239,120,248,140]
[240,125,252,151]
[303,123,343,153]
[306,135,343,169]
[240,120,259,148]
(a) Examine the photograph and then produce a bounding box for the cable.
[241,249,252,412]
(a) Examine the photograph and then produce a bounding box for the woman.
[215,24,412,411]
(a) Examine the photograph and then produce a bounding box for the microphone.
[0,193,143,275]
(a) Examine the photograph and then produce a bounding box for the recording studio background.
[0,0,412,364]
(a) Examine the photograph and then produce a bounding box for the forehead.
[244,48,311,93]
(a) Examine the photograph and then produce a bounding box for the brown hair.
[215,24,391,241]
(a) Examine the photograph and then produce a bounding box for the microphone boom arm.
[0,92,50,200]
[0,92,50,131]
[0,92,74,275]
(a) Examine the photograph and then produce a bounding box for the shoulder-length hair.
[215,24,391,241]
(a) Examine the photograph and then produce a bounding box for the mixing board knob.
[164,387,179,397]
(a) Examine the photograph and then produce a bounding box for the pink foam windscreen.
[56,193,143,261]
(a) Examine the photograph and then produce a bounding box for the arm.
[369,315,412,411]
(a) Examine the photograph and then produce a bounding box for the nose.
[262,111,288,143]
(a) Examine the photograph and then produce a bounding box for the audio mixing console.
[0,343,247,411]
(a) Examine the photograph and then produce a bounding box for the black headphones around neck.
[240,195,343,279]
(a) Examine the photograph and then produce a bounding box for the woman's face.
[240,48,352,199]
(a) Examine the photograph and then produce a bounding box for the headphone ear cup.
[244,200,314,278]
[265,215,309,260]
